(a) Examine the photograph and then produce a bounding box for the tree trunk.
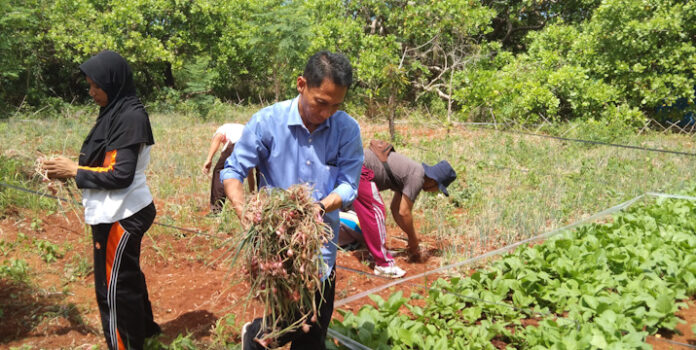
[273,67,280,102]
[164,62,175,88]
[388,92,396,142]
[447,67,453,124]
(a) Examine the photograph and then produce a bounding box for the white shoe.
[374,265,406,278]
[241,322,251,350]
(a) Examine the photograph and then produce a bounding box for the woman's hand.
[41,156,78,179]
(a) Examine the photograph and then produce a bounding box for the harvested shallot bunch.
[34,156,82,224]
[236,184,332,346]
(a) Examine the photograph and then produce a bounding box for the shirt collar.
[288,96,304,127]
[287,95,331,133]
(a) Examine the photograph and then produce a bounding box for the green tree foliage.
[579,0,696,109]
[214,0,312,102]
[0,0,57,114]
[457,0,695,126]
[1,0,694,126]
[47,0,225,96]
[483,0,602,51]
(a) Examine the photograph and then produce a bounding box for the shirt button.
[308,138,312,143]
[306,160,311,165]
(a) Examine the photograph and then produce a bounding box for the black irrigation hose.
[0,181,81,204]
[651,337,696,349]
[327,328,374,350]
[336,264,394,280]
[0,181,222,240]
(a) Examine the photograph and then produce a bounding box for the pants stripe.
[370,182,393,266]
[354,165,397,267]
[106,223,130,350]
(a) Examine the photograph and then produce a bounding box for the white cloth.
[215,123,245,152]
[82,145,153,225]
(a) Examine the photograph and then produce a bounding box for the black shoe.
[145,322,162,338]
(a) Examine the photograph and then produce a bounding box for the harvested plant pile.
[240,184,332,345]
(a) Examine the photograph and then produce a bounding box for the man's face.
[423,177,439,193]
[297,76,347,131]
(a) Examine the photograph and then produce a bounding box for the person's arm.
[328,118,364,211]
[247,168,257,193]
[390,192,420,257]
[202,133,224,175]
[74,145,140,189]
[223,178,246,224]
[318,192,343,214]
[220,116,266,223]
[43,144,140,190]
[42,156,78,179]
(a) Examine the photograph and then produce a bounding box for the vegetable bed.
[330,192,696,349]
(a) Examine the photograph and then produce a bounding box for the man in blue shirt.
[221,51,363,349]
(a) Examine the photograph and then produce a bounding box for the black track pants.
[210,146,233,212]
[91,202,159,350]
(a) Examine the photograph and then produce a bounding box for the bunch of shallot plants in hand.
[235,184,332,346]
[34,156,82,224]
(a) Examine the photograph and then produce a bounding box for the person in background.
[41,50,160,350]
[201,123,255,213]
[354,142,456,278]
[221,50,363,350]
[338,209,365,250]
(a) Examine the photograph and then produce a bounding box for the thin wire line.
[460,123,696,157]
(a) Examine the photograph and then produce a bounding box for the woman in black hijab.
[42,50,160,350]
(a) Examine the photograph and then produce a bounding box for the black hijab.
[78,50,154,167]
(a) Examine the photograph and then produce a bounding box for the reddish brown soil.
[647,299,696,349]
[0,206,464,349]
[2,205,695,349]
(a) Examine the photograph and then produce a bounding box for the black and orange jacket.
[75,144,140,190]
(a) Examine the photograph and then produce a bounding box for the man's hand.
[316,201,326,216]
[391,192,425,262]
[408,244,425,263]
[41,156,78,179]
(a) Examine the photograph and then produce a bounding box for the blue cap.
[422,160,457,196]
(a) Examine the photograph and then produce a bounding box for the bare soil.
[2,198,694,349]
[0,205,468,349]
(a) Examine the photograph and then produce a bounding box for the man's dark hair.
[303,51,353,89]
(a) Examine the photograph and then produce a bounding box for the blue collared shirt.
[221,96,364,280]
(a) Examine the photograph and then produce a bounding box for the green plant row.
[329,191,696,349]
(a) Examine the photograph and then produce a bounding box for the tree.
[0,0,55,116]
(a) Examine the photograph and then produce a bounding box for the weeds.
[34,239,63,263]
[63,255,92,282]
[0,258,30,283]
[3,108,696,348]
[210,313,238,347]
[166,333,198,350]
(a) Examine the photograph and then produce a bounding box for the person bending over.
[354,141,456,278]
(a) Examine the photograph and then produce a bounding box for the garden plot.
[2,112,696,349]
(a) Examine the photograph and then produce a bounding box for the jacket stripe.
[78,149,118,173]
